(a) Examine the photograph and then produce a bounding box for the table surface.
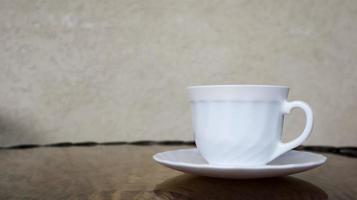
[0,145,356,200]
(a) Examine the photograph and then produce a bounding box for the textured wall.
[0,0,356,146]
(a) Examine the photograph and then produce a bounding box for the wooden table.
[0,145,356,199]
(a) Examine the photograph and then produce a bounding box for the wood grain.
[0,145,356,199]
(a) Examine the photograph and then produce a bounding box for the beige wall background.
[0,0,356,146]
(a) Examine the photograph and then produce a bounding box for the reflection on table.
[136,175,327,200]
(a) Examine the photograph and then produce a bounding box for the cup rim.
[187,84,289,89]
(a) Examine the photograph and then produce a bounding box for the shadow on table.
[136,175,328,200]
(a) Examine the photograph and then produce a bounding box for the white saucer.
[153,148,327,179]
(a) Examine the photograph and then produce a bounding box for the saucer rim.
[153,148,327,170]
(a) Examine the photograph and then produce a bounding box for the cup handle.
[270,101,314,161]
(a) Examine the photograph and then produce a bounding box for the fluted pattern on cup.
[191,101,284,166]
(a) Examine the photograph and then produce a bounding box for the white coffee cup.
[188,85,313,166]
